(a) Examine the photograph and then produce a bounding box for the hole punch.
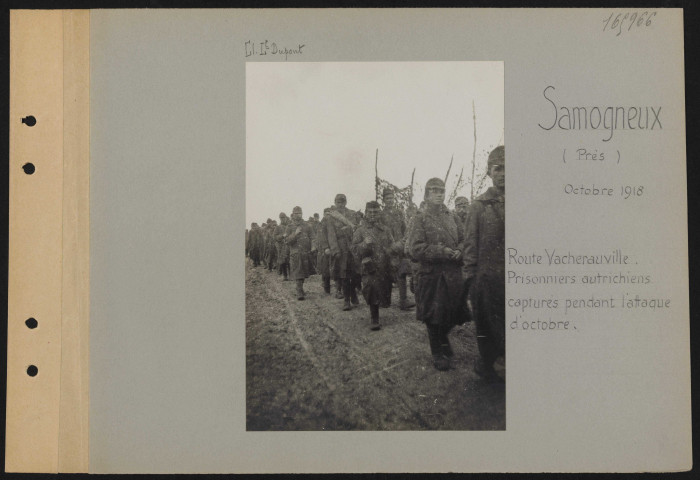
[21,115,37,127]
[25,318,38,329]
[22,163,35,175]
[27,365,38,377]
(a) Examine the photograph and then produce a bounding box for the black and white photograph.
[6,7,690,473]
[246,62,505,430]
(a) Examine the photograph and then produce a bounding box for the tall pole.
[470,100,477,200]
[444,154,453,185]
[410,168,415,205]
[375,148,379,201]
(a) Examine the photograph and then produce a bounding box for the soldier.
[248,222,263,267]
[352,201,394,330]
[454,196,470,234]
[275,213,290,280]
[454,196,473,302]
[316,208,333,294]
[409,178,469,371]
[465,146,505,382]
[381,188,415,310]
[404,201,425,294]
[265,219,278,272]
[260,222,269,268]
[328,205,343,298]
[308,215,319,273]
[284,206,313,300]
[327,193,361,311]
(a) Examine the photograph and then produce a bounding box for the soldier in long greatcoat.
[352,201,394,330]
[248,222,263,267]
[308,216,319,273]
[275,213,290,280]
[404,201,425,294]
[465,146,505,382]
[265,219,278,272]
[409,178,469,371]
[316,208,333,294]
[260,222,270,268]
[284,206,313,300]
[326,193,361,311]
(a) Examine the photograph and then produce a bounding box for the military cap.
[455,196,469,206]
[487,145,505,167]
[365,200,381,210]
[334,193,347,203]
[292,206,302,214]
[425,177,445,190]
[323,207,332,214]
[279,212,287,219]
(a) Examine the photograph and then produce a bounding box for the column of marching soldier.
[246,146,505,379]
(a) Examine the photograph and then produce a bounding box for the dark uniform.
[327,194,361,310]
[284,206,313,300]
[316,208,333,294]
[275,213,290,280]
[308,216,319,273]
[265,220,278,272]
[404,202,425,294]
[352,201,394,330]
[465,146,505,381]
[260,222,270,268]
[248,223,263,267]
[409,178,469,371]
[454,196,473,321]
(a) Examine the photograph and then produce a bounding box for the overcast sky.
[246,62,503,225]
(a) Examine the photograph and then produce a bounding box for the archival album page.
[6,8,689,473]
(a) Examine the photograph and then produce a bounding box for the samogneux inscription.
[538,85,662,142]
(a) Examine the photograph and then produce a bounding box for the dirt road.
[246,261,505,431]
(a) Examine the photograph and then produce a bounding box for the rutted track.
[246,260,505,431]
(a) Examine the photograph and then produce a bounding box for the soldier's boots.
[473,358,503,383]
[432,354,450,371]
[350,289,359,305]
[398,276,415,310]
[442,341,454,358]
[334,280,343,299]
[428,326,451,371]
[296,280,305,301]
[369,305,381,330]
[342,279,353,311]
[322,276,331,294]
